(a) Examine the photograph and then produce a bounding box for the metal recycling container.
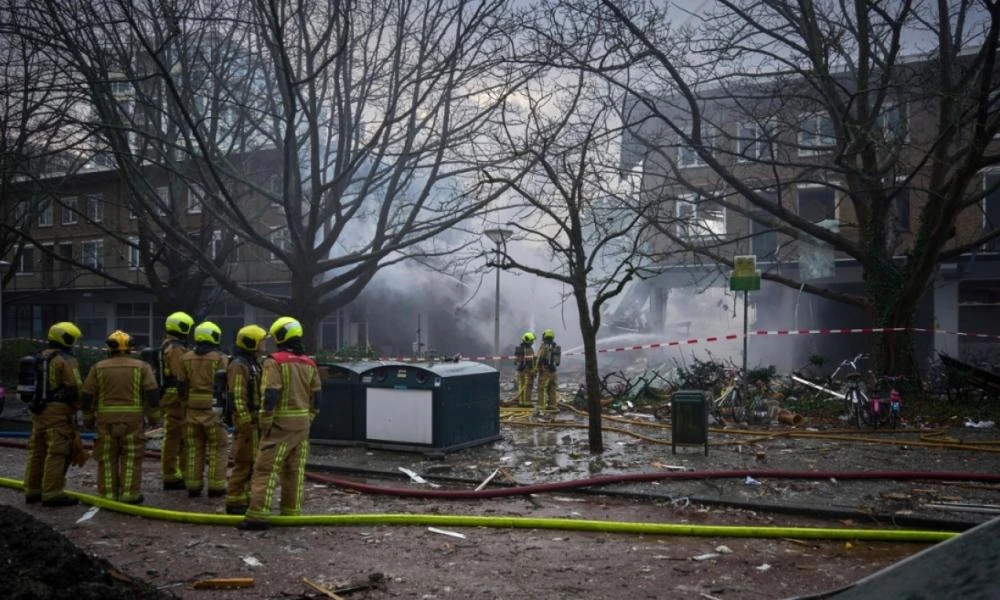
[310,362,374,444]
[671,389,709,455]
[360,361,500,454]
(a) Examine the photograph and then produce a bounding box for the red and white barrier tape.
[378,326,1000,362]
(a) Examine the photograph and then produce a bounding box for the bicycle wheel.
[730,385,748,424]
[855,392,873,429]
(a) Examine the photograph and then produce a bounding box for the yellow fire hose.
[0,475,956,543]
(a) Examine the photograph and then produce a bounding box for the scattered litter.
[398,467,441,488]
[522,461,533,466]
[428,527,466,539]
[552,496,587,503]
[714,545,733,554]
[241,556,263,568]
[744,476,762,486]
[964,419,995,429]
[692,553,721,561]
[76,506,99,523]
[829,477,838,485]
[302,577,341,599]
[755,563,772,572]
[474,468,500,491]
[192,578,254,590]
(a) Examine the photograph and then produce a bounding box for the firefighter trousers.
[24,408,75,501]
[245,424,309,520]
[159,391,186,485]
[537,370,558,410]
[183,408,229,494]
[516,370,536,407]
[94,419,146,502]
[226,421,259,508]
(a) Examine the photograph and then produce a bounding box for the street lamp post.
[484,229,511,371]
[0,260,11,348]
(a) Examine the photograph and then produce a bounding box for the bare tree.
[23,0,531,349]
[486,50,661,451]
[543,0,1000,375]
[0,3,85,291]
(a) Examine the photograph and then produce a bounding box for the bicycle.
[828,354,872,429]
[869,375,904,430]
[712,371,770,425]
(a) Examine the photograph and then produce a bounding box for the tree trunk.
[574,292,604,454]
[865,261,921,379]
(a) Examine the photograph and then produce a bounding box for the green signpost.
[729,255,760,382]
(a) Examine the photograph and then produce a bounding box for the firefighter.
[159,311,194,491]
[23,322,84,507]
[238,316,320,531]
[179,321,229,497]
[536,329,561,412]
[81,330,159,504]
[224,324,266,515]
[514,331,536,408]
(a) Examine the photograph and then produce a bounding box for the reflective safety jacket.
[260,350,320,433]
[160,335,188,393]
[227,352,261,426]
[82,355,158,424]
[180,347,229,410]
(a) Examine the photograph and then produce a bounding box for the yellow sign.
[733,255,757,277]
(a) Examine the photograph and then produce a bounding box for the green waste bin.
[672,390,708,455]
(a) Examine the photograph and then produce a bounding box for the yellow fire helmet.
[48,322,82,348]
[106,330,132,352]
[269,316,303,345]
[165,311,194,336]
[542,329,555,340]
[521,331,535,344]
[194,321,222,345]
[235,324,267,352]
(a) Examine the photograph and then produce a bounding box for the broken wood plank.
[192,578,255,589]
[303,577,346,599]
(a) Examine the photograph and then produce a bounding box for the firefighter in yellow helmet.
[179,321,229,497]
[513,331,536,408]
[535,329,561,412]
[224,324,266,515]
[23,322,84,507]
[81,330,159,503]
[238,316,320,530]
[159,311,193,490]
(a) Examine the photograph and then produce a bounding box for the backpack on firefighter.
[140,339,185,391]
[224,354,261,427]
[17,350,74,415]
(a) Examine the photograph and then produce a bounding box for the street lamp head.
[484,228,512,245]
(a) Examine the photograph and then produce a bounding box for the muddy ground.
[1,400,998,600]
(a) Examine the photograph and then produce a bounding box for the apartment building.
[620,59,1000,365]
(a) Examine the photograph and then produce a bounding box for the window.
[985,173,1000,252]
[16,247,34,274]
[211,230,223,259]
[269,227,291,261]
[677,129,714,168]
[893,189,910,232]
[750,190,780,260]
[187,184,204,214]
[110,78,132,97]
[81,239,104,269]
[798,187,836,222]
[61,197,78,225]
[675,197,726,240]
[879,103,908,144]
[116,302,151,348]
[797,112,835,155]
[37,199,53,227]
[86,193,103,223]
[155,186,170,215]
[737,122,774,163]
[126,236,141,269]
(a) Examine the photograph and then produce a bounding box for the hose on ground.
[0,475,957,543]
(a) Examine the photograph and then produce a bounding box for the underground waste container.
[309,362,372,445]
[671,389,709,455]
[359,361,500,455]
